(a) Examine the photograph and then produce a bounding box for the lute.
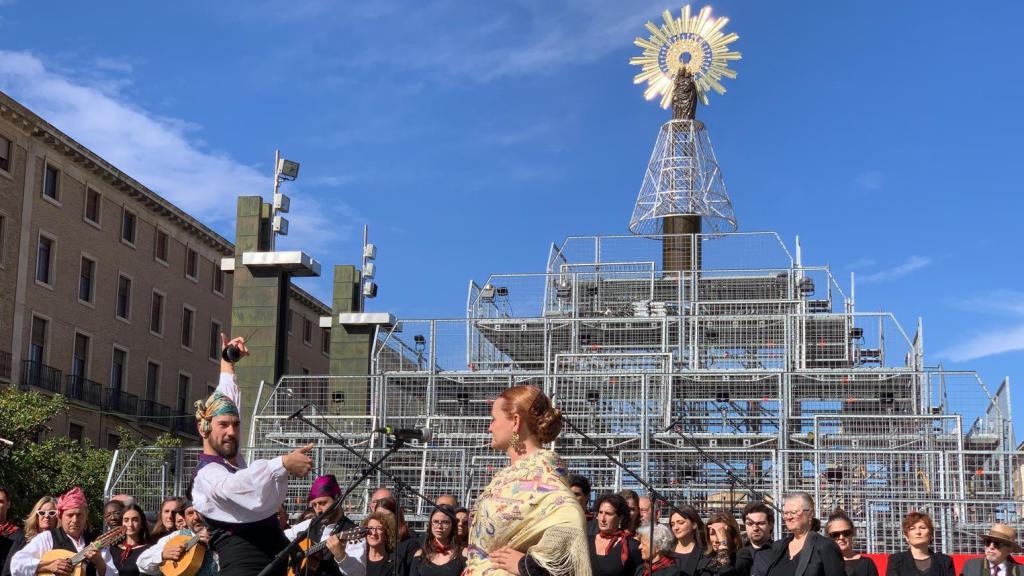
[159,531,207,576]
[39,526,126,576]
[287,526,368,576]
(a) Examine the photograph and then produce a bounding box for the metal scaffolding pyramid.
[629,119,737,236]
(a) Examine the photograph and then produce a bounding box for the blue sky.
[2,1,1022,439]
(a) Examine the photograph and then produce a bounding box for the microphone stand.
[287,409,449,576]
[663,415,782,514]
[258,425,407,576]
[559,414,679,576]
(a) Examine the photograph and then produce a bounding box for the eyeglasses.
[983,539,1009,549]
[829,530,853,540]
[781,509,809,518]
[366,527,385,533]
[36,510,58,518]
[745,520,768,528]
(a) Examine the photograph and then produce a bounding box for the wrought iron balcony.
[104,388,139,417]
[172,412,198,436]
[66,375,103,406]
[139,399,172,428]
[0,350,11,381]
[20,360,62,393]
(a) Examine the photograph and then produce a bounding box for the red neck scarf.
[433,538,451,555]
[643,555,675,576]
[597,530,630,563]
[120,543,134,564]
[0,520,18,537]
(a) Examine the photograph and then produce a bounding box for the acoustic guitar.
[39,526,126,576]
[287,526,369,576]
[159,531,208,576]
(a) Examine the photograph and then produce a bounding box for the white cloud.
[0,50,358,250]
[857,256,931,284]
[936,290,1024,361]
[937,324,1024,362]
[845,257,876,270]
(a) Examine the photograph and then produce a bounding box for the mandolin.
[39,526,126,576]
[159,531,208,576]
[287,526,368,576]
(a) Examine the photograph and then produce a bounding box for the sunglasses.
[829,530,854,539]
[983,539,1009,549]
[36,510,58,518]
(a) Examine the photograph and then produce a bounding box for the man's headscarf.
[194,391,240,436]
[309,474,341,502]
[57,487,88,516]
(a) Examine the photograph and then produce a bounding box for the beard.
[211,435,239,459]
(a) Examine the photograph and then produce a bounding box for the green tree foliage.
[0,387,181,527]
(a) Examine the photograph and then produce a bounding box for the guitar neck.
[183,533,203,552]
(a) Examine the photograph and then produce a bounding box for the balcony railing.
[105,388,139,417]
[0,350,11,381]
[21,360,62,393]
[65,375,103,407]
[139,399,172,428]
[172,412,198,436]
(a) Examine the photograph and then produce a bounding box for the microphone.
[288,404,311,421]
[374,426,432,443]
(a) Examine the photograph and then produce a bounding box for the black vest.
[50,527,97,576]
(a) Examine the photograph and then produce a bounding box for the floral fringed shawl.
[464,449,590,576]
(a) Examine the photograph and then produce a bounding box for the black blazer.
[754,533,845,576]
[959,557,1020,576]
[885,550,955,576]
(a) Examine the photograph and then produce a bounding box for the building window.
[0,135,10,172]
[72,333,90,380]
[78,255,95,304]
[29,316,47,365]
[69,423,84,446]
[209,321,222,361]
[155,229,169,264]
[42,164,60,201]
[303,316,312,345]
[121,209,136,246]
[146,361,160,401]
[150,292,165,335]
[321,327,331,355]
[106,432,121,449]
[213,267,225,295]
[36,234,54,286]
[181,306,194,349]
[185,247,198,280]
[177,373,191,414]
[116,274,132,320]
[85,188,101,225]
[110,347,127,391]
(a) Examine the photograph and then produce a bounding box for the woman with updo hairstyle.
[465,385,591,576]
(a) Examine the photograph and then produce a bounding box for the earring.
[510,432,522,450]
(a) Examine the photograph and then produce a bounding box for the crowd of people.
[0,335,1019,576]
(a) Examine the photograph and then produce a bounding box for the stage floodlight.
[278,158,300,180]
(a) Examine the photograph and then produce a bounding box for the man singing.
[191,334,314,576]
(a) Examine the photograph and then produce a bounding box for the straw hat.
[981,524,1020,552]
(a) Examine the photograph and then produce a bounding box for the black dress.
[409,554,465,576]
[671,546,705,576]
[844,557,879,576]
[112,543,151,576]
[590,535,643,576]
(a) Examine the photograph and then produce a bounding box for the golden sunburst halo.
[630,5,741,108]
